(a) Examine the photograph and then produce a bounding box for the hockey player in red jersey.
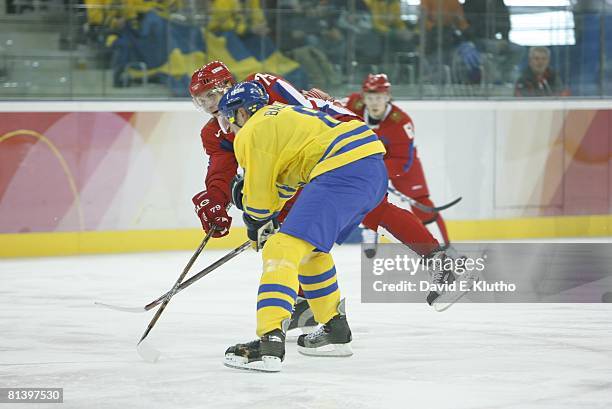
[345,74,452,252]
[190,61,459,310]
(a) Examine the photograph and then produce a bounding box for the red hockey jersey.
[345,93,416,178]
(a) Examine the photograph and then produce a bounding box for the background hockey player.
[218,81,388,372]
[345,74,452,254]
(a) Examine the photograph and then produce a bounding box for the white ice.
[1,244,611,409]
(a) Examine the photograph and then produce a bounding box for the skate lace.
[431,269,446,285]
[305,325,327,340]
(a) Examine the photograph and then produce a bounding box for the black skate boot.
[426,250,479,312]
[287,296,317,340]
[297,299,353,357]
[224,328,285,372]
[426,251,456,306]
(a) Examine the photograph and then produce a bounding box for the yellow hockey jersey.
[234,103,386,220]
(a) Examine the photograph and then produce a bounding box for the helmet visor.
[192,84,231,115]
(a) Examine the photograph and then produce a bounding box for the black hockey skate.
[297,299,353,357]
[224,329,285,372]
[426,250,479,312]
[287,296,317,340]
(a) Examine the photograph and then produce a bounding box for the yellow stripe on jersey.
[234,103,385,220]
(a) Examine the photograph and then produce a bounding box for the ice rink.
[2,244,612,409]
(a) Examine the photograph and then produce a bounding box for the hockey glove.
[230,174,245,211]
[192,190,232,237]
[243,213,279,251]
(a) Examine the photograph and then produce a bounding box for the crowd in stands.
[76,0,574,97]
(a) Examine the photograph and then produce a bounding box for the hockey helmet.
[218,81,269,125]
[362,73,391,93]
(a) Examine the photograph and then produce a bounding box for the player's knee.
[362,198,389,230]
[262,232,314,272]
[300,251,334,271]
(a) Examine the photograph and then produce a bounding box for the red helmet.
[189,61,234,96]
[362,73,391,93]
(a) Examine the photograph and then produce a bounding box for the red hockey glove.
[192,190,232,237]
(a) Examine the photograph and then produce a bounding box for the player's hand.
[302,87,334,101]
[192,190,232,237]
[243,214,279,251]
[230,174,244,210]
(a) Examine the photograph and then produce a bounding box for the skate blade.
[223,354,282,372]
[432,290,469,312]
[285,326,318,343]
[433,274,480,312]
[297,343,353,357]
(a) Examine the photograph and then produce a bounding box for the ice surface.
[1,245,611,409]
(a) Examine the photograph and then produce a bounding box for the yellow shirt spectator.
[207,0,266,36]
[364,0,406,34]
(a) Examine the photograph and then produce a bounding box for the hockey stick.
[387,186,462,213]
[136,228,215,360]
[95,240,251,313]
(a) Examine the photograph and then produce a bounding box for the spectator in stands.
[572,0,612,46]
[462,0,524,83]
[420,0,470,57]
[359,0,414,64]
[270,0,341,89]
[463,0,509,41]
[334,0,377,66]
[207,0,269,39]
[514,46,569,97]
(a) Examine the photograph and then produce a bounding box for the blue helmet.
[217,81,269,124]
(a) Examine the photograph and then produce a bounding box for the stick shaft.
[143,240,251,311]
[137,230,214,344]
[387,186,462,212]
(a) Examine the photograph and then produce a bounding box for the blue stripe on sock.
[258,284,297,300]
[256,298,294,312]
[302,281,339,299]
[298,266,336,285]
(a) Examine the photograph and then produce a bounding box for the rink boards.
[0,100,610,256]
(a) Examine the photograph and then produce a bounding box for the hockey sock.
[298,252,340,325]
[257,233,314,336]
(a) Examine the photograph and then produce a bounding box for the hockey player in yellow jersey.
[218,82,388,372]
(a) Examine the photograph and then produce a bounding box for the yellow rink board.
[0,214,610,257]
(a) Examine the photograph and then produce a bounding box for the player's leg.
[296,251,352,356]
[391,156,451,247]
[410,195,451,248]
[283,154,388,356]
[278,191,317,337]
[361,198,460,308]
[362,196,440,257]
[224,232,314,372]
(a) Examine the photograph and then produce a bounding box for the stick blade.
[137,340,161,363]
[95,301,147,313]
